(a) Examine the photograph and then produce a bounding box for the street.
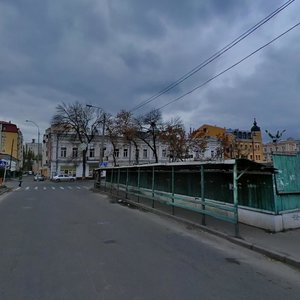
[0,177,299,300]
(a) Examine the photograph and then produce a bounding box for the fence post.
[110,169,113,194]
[152,166,155,208]
[117,168,120,196]
[201,165,206,226]
[126,168,129,199]
[171,166,175,215]
[137,167,140,203]
[233,162,240,237]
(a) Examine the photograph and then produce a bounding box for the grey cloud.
[0,0,299,142]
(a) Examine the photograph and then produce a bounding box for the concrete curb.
[0,187,11,195]
[108,195,300,271]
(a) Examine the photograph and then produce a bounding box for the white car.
[52,174,76,182]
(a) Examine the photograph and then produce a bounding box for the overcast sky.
[0,0,299,143]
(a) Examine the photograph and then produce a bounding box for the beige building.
[263,139,300,162]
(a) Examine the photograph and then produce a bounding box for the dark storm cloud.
[0,0,299,141]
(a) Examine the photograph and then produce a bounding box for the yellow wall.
[1,132,18,159]
[194,124,225,138]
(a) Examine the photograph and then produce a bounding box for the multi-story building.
[25,139,41,157]
[0,121,23,172]
[42,126,170,178]
[193,120,264,163]
[263,138,300,162]
[24,139,42,173]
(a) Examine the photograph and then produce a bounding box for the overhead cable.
[157,22,300,110]
[130,0,295,112]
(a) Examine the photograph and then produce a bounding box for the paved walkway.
[204,216,300,269]
[119,197,300,270]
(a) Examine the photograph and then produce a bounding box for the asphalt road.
[0,177,299,300]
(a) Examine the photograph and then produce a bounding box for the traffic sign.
[0,160,7,167]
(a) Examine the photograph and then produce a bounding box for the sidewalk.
[116,196,300,270]
[204,216,300,269]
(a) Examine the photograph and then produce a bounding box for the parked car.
[34,174,45,181]
[52,174,76,182]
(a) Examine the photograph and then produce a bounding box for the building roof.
[0,121,18,133]
[251,119,261,132]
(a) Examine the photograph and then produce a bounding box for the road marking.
[34,186,38,190]
[15,187,21,191]
[67,186,72,189]
[52,186,55,190]
[76,187,81,189]
[25,187,30,190]
[60,187,64,190]
[43,187,47,190]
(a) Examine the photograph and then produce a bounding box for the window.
[72,147,78,158]
[60,147,66,158]
[114,149,119,158]
[143,149,147,159]
[123,148,128,158]
[162,149,167,158]
[89,147,95,158]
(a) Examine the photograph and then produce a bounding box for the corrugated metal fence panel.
[238,174,275,211]
[273,154,300,193]
[272,154,300,212]
[104,166,275,211]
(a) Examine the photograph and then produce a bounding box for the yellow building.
[228,120,264,162]
[193,124,226,139]
[193,120,264,163]
[0,121,23,171]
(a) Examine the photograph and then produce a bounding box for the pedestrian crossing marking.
[12,185,91,191]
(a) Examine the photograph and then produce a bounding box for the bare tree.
[160,117,187,162]
[105,114,120,166]
[136,109,162,163]
[51,102,103,178]
[187,129,208,160]
[115,110,140,164]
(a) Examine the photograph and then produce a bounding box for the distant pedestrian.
[18,173,23,187]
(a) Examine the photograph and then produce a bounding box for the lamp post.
[26,120,41,172]
[86,104,106,166]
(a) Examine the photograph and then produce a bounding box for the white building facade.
[42,126,173,178]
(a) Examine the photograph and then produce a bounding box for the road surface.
[0,177,299,299]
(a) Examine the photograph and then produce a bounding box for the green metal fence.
[273,153,300,212]
[97,160,277,236]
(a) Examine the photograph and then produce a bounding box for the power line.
[130,0,295,113]
[158,22,300,111]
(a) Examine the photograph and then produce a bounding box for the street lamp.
[26,120,41,172]
[86,104,106,165]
